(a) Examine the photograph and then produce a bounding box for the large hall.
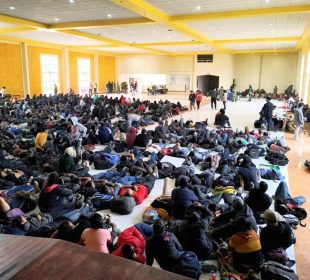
[0,1,309,280]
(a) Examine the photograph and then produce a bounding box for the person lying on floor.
[112,223,154,263]
[118,182,150,205]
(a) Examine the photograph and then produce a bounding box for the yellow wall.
[28,46,64,96]
[0,42,24,96]
[99,55,116,92]
[69,51,94,94]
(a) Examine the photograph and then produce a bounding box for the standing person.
[260,96,274,131]
[94,83,98,95]
[222,90,227,110]
[218,86,224,101]
[210,88,217,109]
[293,102,305,140]
[54,84,58,95]
[248,85,253,101]
[89,83,93,96]
[0,86,6,97]
[69,116,87,156]
[195,90,203,110]
[188,91,196,111]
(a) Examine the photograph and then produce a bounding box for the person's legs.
[134,223,154,240]
[223,101,226,110]
[0,197,10,213]
[267,118,273,131]
[275,181,291,200]
[294,125,301,140]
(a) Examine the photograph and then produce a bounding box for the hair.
[11,216,24,228]
[220,109,225,114]
[57,221,74,241]
[121,244,135,260]
[266,96,271,101]
[236,217,252,232]
[46,172,59,187]
[153,219,165,234]
[125,188,133,197]
[120,155,128,162]
[176,175,189,188]
[258,181,268,193]
[298,102,304,108]
[84,180,94,189]
[141,128,146,134]
[89,213,104,229]
[240,154,252,167]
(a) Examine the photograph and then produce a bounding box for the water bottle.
[209,270,216,280]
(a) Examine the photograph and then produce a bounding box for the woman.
[229,217,263,273]
[80,213,112,253]
[195,91,203,110]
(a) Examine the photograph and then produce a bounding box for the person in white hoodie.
[69,116,87,156]
[293,103,305,140]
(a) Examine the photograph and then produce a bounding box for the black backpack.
[261,261,299,280]
[265,151,289,166]
[245,144,260,159]
[175,251,201,280]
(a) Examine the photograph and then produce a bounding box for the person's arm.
[146,240,154,266]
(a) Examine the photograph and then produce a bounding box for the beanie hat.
[264,209,278,226]
[232,196,244,210]
[65,147,76,158]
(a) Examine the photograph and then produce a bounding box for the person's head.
[70,175,80,185]
[235,217,252,232]
[176,175,190,188]
[121,244,136,260]
[57,221,75,240]
[153,219,166,234]
[266,96,271,101]
[264,209,278,226]
[46,172,59,187]
[89,213,104,229]
[141,128,146,134]
[258,181,268,193]
[232,196,244,211]
[65,147,76,158]
[84,180,95,189]
[125,188,134,197]
[220,109,225,115]
[11,216,26,228]
[298,102,304,109]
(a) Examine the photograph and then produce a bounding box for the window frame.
[40,54,59,96]
[77,58,91,95]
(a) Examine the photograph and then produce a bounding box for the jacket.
[245,189,272,214]
[119,184,148,205]
[260,221,294,251]
[146,232,183,272]
[134,133,150,147]
[98,126,114,144]
[70,116,87,140]
[293,108,304,126]
[58,154,75,173]
[260,101,274,119]
[171,188,198,218]
[229,229,261,254]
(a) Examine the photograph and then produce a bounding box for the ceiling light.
[196,6,201,10]
[9,6,15,10]
[69,0,75,3]
[270,30,274,33]
[107,14,112,18]
[152,30,157,34]
[220,27,224,30]
[269,23,273,26]
[54,18,59,22]
[265,0,270,3]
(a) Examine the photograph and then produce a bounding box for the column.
[20,42,30,98]
[62,48,70,93]
[94,52,99,92]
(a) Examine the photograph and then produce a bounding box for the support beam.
[20,42,30,97]
[296,22,310,50]
[233,49,297,54]
[94,52,99,89]
[110,0,229,52]
[171,5,310,22]
[215,37,300,45]
[0,14,47,29]
[62,48,70,94]
[50,18,153,30]
[134,41,202,47]
[0,27,35,34]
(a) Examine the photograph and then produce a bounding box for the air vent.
[197,54,213,63]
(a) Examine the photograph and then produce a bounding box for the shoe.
[153,166,159,178]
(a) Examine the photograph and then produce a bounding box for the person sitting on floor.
[134,128,150,147]
[214,109,231,128]
[229,217,263,273]
[245,181,272,222]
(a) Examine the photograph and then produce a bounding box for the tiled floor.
[104,92,309,279]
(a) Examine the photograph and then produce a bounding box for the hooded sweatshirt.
[229,229,261,253]
[293,107,304,126]
[70,116,87,140]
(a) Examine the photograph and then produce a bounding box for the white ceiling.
[227,41,297,50]
[187,14,310,40]
[148,0,310,16]
[0,0,139,24]
[77,24,193,44]
[7,30,107,46]
[92,46,152,54]
[152,44,214,53]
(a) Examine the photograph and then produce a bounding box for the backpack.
[245,144,260,159]
[110,195,136,215]
[261,261,299,280]
[175,251,201,280]
[254,119,262,128]
[283,214,300,229]
[265,151,289,166]
[91,192,113,209]
[260,169,285,180]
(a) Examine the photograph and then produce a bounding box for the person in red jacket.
[118,183,149,205]
[137,102,145,112]
[112,225,146,263]
[126,127,137,149]
[195,90,203,110]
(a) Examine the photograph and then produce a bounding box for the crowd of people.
[0,91,304,279]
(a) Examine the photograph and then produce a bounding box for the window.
[197,54,213,63]
[304,52,310,102]
[40,54,59,95]
[299,54,304,97]
[78,58,90,95]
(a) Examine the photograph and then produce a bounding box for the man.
[119,183,149,205]
[0,86,6,97]
[188,91,196,111]
[260,96,274,131]
[222,90,227,110]
[293,103,305,140]
[248,85,253,101]
[210,88,217,109]
[69,116,87,156]
[195,90,203,110]
[214,109,231,128]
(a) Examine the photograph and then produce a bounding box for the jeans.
[266,118,274,131]
[216,133,228,145]
[134,223,154,240]
[60,204,91,223]
[48,195,77,219]
[275,181,305,206]
[6,185,34,197]
[211,98,217,109]
[223,101,226,110]
[294,125,302,140]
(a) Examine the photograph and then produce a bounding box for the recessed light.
[196,6,201,10]
[107,14,112,18]
[265,0,270,2]
[9,6,15,10]
[270,30,274,33]
[152,30,157,34]
[220,27,224,30]
[54,18,59,22]
[69,0,75,3]
[269,23,273,26]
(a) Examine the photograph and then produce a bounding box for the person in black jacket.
[260,209,295,253]
[134,128,150,147]
[260,96,274,131]
[214,109,231,127]
[245,181,272,222]
[38,172,81,219]
[237,154,259,191]
[146,219,183,273]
